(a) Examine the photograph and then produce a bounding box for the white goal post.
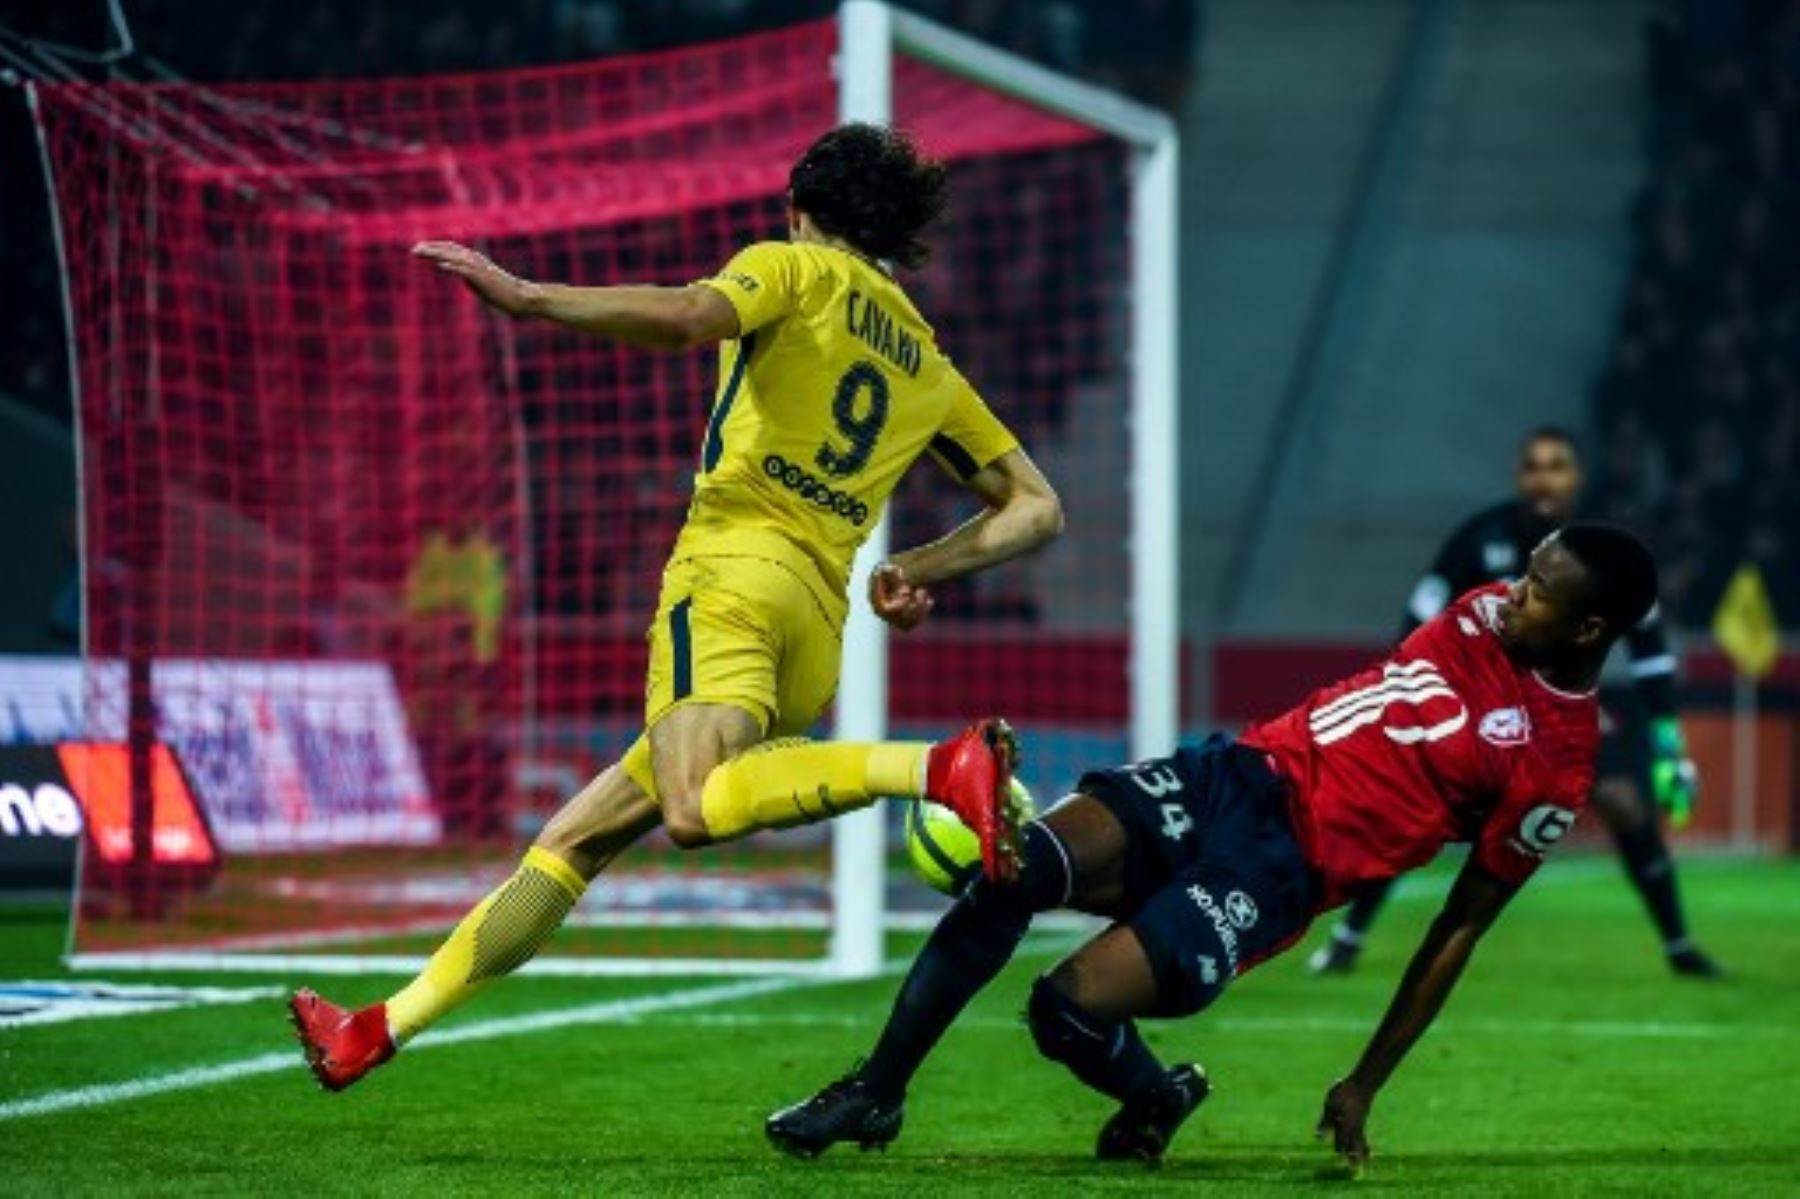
[829,1,1179,978]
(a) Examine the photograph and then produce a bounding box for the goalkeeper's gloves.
[1648,717,1699,828]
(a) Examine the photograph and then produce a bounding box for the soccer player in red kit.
[768,523,1659,1170]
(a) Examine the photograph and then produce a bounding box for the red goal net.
[33,19,1135,969]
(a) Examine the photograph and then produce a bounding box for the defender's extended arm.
[1316,861,1517,1168]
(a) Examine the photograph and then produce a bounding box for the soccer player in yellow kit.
[290,124,1064,1091]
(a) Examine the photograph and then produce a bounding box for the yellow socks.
[698,739,929,841]
[383,739,928,1040]
[385,846,587,1044]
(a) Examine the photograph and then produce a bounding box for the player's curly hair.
[1558,522,1660,635]
[789,123,949,270]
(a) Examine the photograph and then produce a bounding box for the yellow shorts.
[645,554,844,737]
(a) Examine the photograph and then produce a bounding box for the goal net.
[33,5,1175,975]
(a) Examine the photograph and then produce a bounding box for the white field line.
[0,977,1758,1124]
[10,859,1641,1119]
[0,981,284,1029]
[0,930,1088,1125]
[0,973,829,1123]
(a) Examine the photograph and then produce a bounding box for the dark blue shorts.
[1078,734,1320,1017]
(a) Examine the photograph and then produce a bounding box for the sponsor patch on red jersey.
[1508,804,1577,857]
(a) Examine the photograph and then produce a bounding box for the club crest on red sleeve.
[1478,706,1532,747]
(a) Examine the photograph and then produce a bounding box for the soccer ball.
[905,779,1036,896]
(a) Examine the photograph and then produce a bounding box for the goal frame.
[47,2,1178,979]
[829,2,1179,978]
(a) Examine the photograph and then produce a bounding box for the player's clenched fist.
[413,241,539,317]
[1315,1077,1373,1173]
[870,561,934,631]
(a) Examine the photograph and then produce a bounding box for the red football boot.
[926,718,1023,883]
[288,989,396,1092]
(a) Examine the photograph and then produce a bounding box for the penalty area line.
[0,969,888,1124]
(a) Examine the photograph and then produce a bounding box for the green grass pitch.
[2,857,1796,1195]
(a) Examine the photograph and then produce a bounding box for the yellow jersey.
[679,241,1020,621]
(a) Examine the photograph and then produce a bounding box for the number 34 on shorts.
[1129,762,1195,842]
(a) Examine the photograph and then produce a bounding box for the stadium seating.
[1590,2,1800,625]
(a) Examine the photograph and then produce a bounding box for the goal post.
[829,0,897,981]
[35,6,1177,978]
[830,2,1180,977]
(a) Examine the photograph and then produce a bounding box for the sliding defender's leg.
[1030,739,1320,1166]
[765,794,1131,1157]
[1028,920,1211,1165]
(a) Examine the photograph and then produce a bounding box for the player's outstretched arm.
[412,241,738,350]
[1316,862,1517,1170]
[871,449,1062,631]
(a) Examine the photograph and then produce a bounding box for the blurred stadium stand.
[1591,0,1800,626]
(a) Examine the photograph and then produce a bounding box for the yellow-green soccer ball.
[905,779,1036,896]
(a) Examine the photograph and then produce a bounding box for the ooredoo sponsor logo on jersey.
[762,454,871,526]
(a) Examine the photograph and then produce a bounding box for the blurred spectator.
[1592,0,1800,627]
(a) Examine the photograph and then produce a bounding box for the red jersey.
[1240,583,1598,909]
